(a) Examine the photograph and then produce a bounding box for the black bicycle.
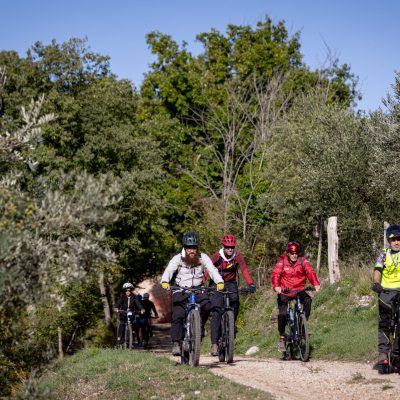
[282,287,314,362]
[117,309,137,349]
[171,286,203,367]
[379,289,400,374]
[212,287,252,364]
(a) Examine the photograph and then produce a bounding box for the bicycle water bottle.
[190,292,196,305]
[289,307,294,322]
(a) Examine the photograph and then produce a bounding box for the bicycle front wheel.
[189,310,201,367]
[127,324,134,350]
[224,310,235,363]
[297,313,309,361]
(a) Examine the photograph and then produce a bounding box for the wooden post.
[384,221,390,248]
[58,326,64,359]
[327,216,340,284]
[316,216,323,274]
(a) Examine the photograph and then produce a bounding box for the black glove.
[372,282,383,294]
[248,284,256,293]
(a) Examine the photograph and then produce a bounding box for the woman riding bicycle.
[271,241,320,353]
[160,232,224,356]
[116,282,144,346]
[206,234,256,356]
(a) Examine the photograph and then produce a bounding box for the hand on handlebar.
[217,282,225,291]
[274,286,282,294]
[314,285,321,292]
[161,282,170,290]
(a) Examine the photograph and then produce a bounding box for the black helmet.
[386,225,400,239]
[182,232,199,247]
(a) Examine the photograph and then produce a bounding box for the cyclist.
[372,224,400,368]
[116,282,144,345]
[271,241,320,353]
[206,234,256,356]
[138,292,159,345]
[160,232,225,356]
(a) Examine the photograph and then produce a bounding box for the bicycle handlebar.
[282,286,316,294]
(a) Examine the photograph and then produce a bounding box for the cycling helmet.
[221,234,237,247]
[122,282,134,290]
[286,241,300,254]
[182,232,199,247]
[386,225,400,239]
[143,293,149,299]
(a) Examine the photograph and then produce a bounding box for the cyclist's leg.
[378,291,396,360]
[277,294,290,352]
[210,289,224,345]
[117,314,127,344]
[197,292,212,330]
[171,292,188,343]
[299,291,312,319]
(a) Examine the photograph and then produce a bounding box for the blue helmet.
[182,232,199,247]
[387,225,400,239]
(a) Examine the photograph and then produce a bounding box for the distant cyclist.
[160,232,224,356]
[206,234,256,356]
[372,224,400,368]
[138,292,159,345]
[271,242,320,353]
[116,282,144,345]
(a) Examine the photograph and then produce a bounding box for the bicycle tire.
[284,313,294,360]
[225,310,235,363]
[297,313,309,361]
[189,310,201,367]
[218,314,226,362]
[127,324,134,349]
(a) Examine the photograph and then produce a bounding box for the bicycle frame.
[182,291,200,351]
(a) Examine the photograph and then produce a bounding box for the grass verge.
[38,347,272,400]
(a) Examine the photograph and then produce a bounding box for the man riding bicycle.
[206,234,256,356]
[271,241,320,353]
[160,232,224,356]
[372,224,400,368]
[116,282,144,346]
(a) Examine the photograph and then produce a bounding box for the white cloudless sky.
[1,0,399,111]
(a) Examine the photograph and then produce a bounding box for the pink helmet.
[221,234,237,247]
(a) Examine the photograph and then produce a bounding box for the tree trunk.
[327,216,340,284]
[98,271,114,335]
[384,221,390,248]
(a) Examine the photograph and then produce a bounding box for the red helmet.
[286,241,300,254]
[222,234,237,247]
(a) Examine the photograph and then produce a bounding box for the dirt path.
[151,323,400,400]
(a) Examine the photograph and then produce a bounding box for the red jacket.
[271,254,320,297]
[204,249,254,285]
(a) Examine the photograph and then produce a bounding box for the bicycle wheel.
[224,310,235,363]
[284,319,294,360]
[189,309,201,367]
[218,315,226,362]
[126,324,134,349]
[297,313,309,361]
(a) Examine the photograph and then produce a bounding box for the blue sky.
[1,0,399,112]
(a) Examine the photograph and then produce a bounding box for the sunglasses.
[185,246,198,250]
[224,246,235,250]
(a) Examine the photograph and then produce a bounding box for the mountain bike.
[214,287,252,364]
[117,309,137,349]
[282,287,315,362]
[171,286,203,367]
[379,289,400,374]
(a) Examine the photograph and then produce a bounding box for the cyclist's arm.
[373,269,382,284]
[202,253,224,284]
[235,252,254,285]
[160,254,180,284]
[303,258,320,288]
[151,302,158,317]
[271,257,284,293]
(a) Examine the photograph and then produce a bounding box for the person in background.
[138,292,159,346]
[115,282,144,346]
[271,241,320,353]
[372,224,400,371]
[206,234,256,356]
[160,232,224,356]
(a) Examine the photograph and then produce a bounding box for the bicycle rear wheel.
[297,314,309,361]
[189,310,201,367]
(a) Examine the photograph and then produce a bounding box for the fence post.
[327,216,340,284]
[384,221,390,248]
